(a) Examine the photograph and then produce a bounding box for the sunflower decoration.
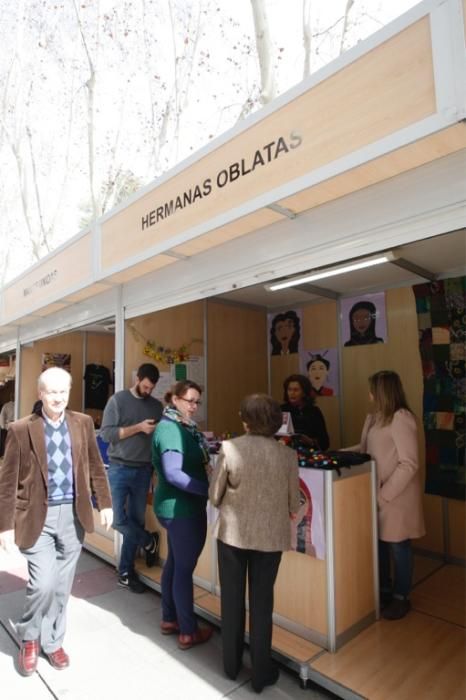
[143,341,190,364]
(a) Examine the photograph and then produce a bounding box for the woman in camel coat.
[354,371,425,620]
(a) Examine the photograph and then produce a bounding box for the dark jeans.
[107,463,153,576]
[217,540,282,688]
[158,513,207,635]
[379,538,413,600]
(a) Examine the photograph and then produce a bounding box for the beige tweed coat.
[209,433,300,552]
[360,409,425,543]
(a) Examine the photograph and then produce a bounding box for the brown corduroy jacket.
[0,411,112,549]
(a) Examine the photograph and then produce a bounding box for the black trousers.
[217,540,282,687]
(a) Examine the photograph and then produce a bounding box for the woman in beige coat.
[209,394,299,694]
[355,371,425,620]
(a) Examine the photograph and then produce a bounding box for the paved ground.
[0,547,335,700]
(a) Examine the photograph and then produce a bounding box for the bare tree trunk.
[303,0,312,78]
[26,125,51,255]
[73,0,100,221]
[339,0,354,54]
[250,0,277,105]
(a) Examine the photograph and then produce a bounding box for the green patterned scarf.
[163,405,210,464]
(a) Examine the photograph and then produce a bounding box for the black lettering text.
[290,130,302,149]
[274,136,289,158]
[217,169,228,188]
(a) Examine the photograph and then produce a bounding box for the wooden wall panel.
[124,302,205,389]
[333,472,375,634]
[19,332,84,417]
[274,551,327,634]
[207,300,268,435]
[302,301,338,348]
[448,499,466,561]
[270,354,300,403]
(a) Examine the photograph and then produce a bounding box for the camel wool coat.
[360,409,425,543]
[209,434,300,552]
[0,411,112,549]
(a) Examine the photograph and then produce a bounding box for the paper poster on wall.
[300,348,339,397]
[42,353,71,372]
[291,469,325,559]
[151,371,172,403]
[268,308,303,356]
[341,292,387,347]
[175,363,187,381]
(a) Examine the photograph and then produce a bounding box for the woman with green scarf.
[152,380,212,650]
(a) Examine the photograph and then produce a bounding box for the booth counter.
[85,459,377,685]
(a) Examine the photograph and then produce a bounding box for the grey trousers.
[17,503,84,653]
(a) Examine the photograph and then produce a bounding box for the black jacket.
[281,400,330,450]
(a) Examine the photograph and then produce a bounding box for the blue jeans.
[107,464,153,576]
[158,513,207,634]
[378,538,413,600]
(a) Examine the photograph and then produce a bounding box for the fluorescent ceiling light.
[267,253,396,291]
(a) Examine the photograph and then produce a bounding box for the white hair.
[38,367,72,391]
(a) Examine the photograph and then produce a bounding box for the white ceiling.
[216,228,466,310]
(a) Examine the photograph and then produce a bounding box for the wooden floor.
[86,541,465,700]
[310,559,466,699]
[411,564,466,627]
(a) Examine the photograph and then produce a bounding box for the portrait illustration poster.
[299,347,339,397]
[268,308,303,356]
[340,292,387,347]
[291,469,325,559]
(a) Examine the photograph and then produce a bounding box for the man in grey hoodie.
[100,363,162,592]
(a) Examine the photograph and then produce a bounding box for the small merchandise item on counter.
[202,432,223,455]
[277,434,371,476]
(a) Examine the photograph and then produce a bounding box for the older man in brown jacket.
[0,367,113,676]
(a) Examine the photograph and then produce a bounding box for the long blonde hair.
[369,370,411,426]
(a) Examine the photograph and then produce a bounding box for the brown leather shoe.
[18,640,39,676]
[160,620,180,635]
[46,647,70,670]
[178,626,213,650]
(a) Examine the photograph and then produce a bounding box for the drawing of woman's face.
[351,308,372,335]
[274,318,295,350]
[294,488,308,526]
[308,360,328,390]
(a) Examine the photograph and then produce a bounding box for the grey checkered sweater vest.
[44,419,74,505]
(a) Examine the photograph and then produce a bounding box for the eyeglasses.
[179,397,202,406]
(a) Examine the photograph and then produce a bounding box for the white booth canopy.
[1,0,466,349]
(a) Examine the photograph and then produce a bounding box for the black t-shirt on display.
[84,364,112,409]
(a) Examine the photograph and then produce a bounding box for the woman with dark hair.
[350,370,425,620]
[152,380,212,650]
[344,300,384,346]
[270,310,301,355]
[281,374,329,450]
[306,354,334,397]
[209,394,299,693]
